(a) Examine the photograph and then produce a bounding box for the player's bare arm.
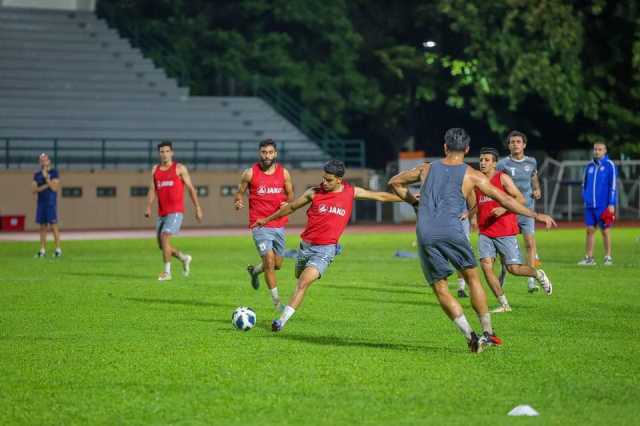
[251,189,314,228]
[144,165,157,218]
[178,164,203,222]
[388,164,429,206]
[464,190,477,221]
[490,173,526,217]
[234,168,253,210]
[283,168,295,204]
[531,172,542,200]
[354,186,403,202]
[465,168,556,228]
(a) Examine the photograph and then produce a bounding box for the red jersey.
[154,162,184,217]
[248,163,288,228]
[475,171,519,238]
[301,182,354,245]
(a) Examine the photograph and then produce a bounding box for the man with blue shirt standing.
[31,153,61,258]
[497,130,542,293]
[578,142,617,266]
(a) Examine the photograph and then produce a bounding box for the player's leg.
[455,271,467,298]
[262,250,283,309]
[161,214,189,276]
[159,232,174,280]
[602,226,613,265]
[38,224,47,257]
[480,258,511,312]
[51,223,62,257]
[247,227,271,289]
[272,265,320,332]
[579,208,597,265]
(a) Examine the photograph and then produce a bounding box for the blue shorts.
[295,240,341,278]
[252,227,286,257]
[517,214,535,235]
[35,204,57,225]
[584,206,609,229]
[418,235,477,285]
[478,234,522,264]
[156,213,183,237]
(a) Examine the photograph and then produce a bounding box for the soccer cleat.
[483,331,503,346]
[467,331,489,353]
[54,249,62,258]
[577,256,596,266]
[527,277,539,293]
[271,319,283,332]
[35,251,46,258]
[536,269,553,295]
[158,272,172,281]
[491,304,512,313]
[182,255,192,277]
[603,256,613,266]
[457,289,468,298]
[247,265,260,290]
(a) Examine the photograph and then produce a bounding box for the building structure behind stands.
[0,2,361,170]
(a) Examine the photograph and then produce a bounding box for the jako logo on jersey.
[157,180,175,188]
[318,204,346,216]
[479,195,492,204]
[257,186,283,195]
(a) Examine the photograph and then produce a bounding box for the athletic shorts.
[35,204,57,224]
[252,227,286,257]
[295,240,341,278]
[417,235,477,285]
[478,234,522,265]
[584,207,610,229]
[517,214,535,235]
[156,213,183,237]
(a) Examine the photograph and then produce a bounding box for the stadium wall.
[0,169,372,231]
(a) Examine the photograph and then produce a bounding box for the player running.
[32,153,62,258]
[144,141,203,281]
[389,128,556,353]
[472,147,553,313]
[497,130,543,292]
[234,139,294,310]
[250,160,402,332]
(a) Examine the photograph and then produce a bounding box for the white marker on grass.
[508,405,539,416]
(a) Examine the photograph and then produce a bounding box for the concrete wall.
[0,0,95,11]
[0,168,372,230]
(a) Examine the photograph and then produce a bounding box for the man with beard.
[235,139,294,311]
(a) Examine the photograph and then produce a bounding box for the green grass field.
[1,228,639,425]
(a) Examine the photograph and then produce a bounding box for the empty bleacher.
[0,6,329,169]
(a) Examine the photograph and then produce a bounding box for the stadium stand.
[0,6,331,169]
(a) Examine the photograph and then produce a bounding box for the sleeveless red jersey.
[301,182,354,245]
[475,171,519,238]
[154,162,184,217]
[249,163,288,228]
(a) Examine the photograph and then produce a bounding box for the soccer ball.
[231,306,256,331]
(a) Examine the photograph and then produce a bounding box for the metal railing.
[0,137,371,170]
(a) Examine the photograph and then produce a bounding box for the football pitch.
[1,228,639,425]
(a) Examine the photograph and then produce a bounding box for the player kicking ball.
[234,139,294,311]
[472,148,553,313]
[145,141,203,281]
[250,160,402,332]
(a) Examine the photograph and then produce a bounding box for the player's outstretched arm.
[250,189,314,229]
[234,168,252,210]
[354,187,402,202]
[468,169,556,228]
[283,168,295,204]
[144,165,157,218]
[500,173,526,206]
[179,164,203,222]
[388,164,428,206]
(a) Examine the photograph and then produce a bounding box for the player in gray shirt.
[496,130,542,293]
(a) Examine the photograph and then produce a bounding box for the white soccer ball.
[231,306,256,331]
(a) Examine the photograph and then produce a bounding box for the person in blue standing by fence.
[578,142,617,266]
[32,153,62,258]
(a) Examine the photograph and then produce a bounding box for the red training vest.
[475,171,519,238]
[301,182,354,245]
[248,163,288,228]
[154,162,185,217]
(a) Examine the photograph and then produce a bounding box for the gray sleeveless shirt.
[417,160,469,242]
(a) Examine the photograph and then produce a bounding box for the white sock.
[39,248,45,254]
[55,248,61,253]
[270,287,280,305]
[279,305,296,325]
[453,315,473,340]
[176,251,188,261]
[164,262,171,275]
[457,278,466,290]
[527,277,536,287]
[253,263,264,274]
[498,294,509,306]
[478,313,493,335]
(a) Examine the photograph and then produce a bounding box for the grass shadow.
[343,296,435,307]
[322,284,426,296]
